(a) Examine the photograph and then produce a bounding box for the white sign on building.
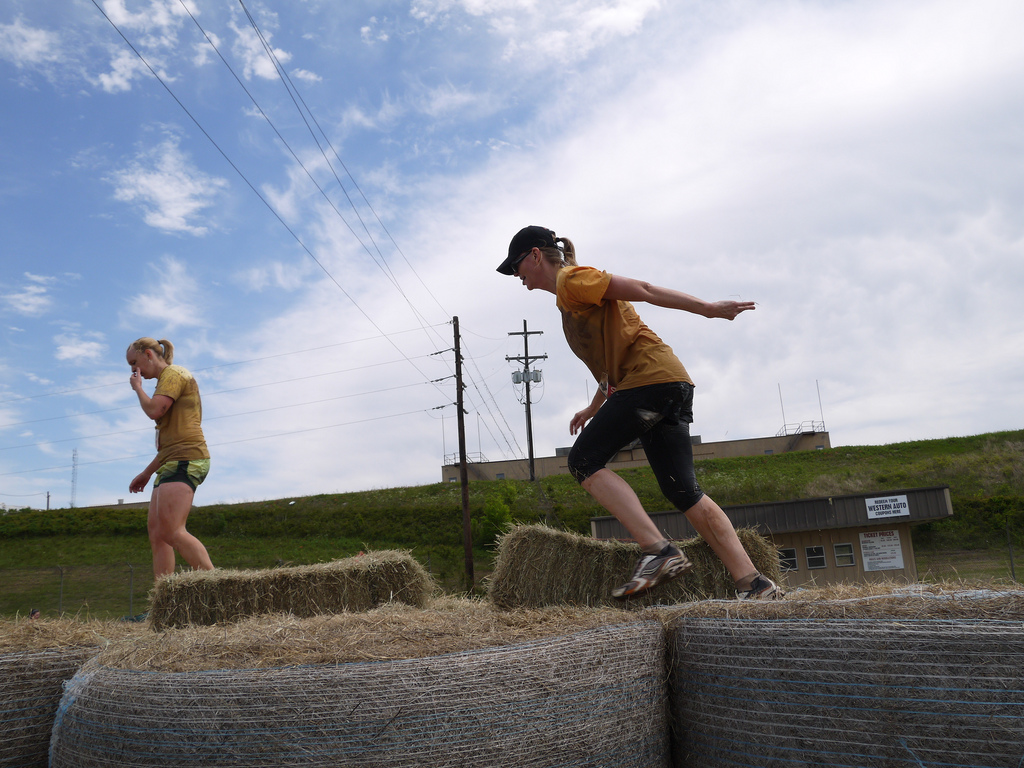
[860,530,904,572]
[865,494,910,520]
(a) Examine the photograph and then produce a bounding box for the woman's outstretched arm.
[603,274,755,319]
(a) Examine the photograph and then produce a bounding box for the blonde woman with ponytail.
[126,337,214,582]
[498,226,780,601]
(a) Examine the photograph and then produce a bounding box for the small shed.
[591,486,953,588]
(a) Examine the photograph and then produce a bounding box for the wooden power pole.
[453,316,473,589]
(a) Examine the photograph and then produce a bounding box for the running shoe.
[612,545,693,599]
[736,574,784,600]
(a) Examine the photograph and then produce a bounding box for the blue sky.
[1,0,1022,510]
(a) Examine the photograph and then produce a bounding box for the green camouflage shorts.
[153,459,210,491]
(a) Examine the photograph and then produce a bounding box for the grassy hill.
[2,428,1022,617]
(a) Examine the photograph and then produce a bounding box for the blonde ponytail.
[157,339,175,365]
[540,235,578,269]
[127,337,174,364]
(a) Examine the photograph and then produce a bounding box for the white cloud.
[0,17,61,68]
[92,48,157,93]
[100,0,191,37]
[418,82,488,118]
[291,68,321,84]
[230,18,291,81]
[109,132,229,234]
[409,0,662,64]
[192,31,222,67]
[88,0,195,92]
[235,261,313,293]
[121,256,207,329]
[360,20,389,44]
[1,274,57,317]
[53,332,107,364]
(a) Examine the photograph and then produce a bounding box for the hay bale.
[148,550,435,630]
[50,611,669,767]
[668,613,1024,767]
[85,598,644,669]
[661,581,1024,621]
[0,619,146,767]
[487,524,782,609]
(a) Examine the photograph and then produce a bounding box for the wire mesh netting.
[669,617,1024,768]
[1,647,100,767]
[50,621,669,768]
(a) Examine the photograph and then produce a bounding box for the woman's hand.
[570,403,601,435]
[129,369,143,392]
[129,471,151,494]
[705,300,756,320]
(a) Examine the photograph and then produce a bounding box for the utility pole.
[70,449,78,508]
[453,317,473,590]
[507,320,547,481]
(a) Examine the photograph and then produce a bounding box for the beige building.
[441,430,832,483]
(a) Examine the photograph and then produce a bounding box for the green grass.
[3,429,1022,618]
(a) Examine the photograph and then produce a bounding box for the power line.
[41,5,522,471]
[0,380,438,453]
[235,0,452,322]
[1,354,437,429]
[0,325,447,407]
[0,408,434,479]
[87,0,443,399]
[460,335,524,459]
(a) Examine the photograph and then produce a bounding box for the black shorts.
[567,382,705,512]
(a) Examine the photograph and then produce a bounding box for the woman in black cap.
[498,226,781,600]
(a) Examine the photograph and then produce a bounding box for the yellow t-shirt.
[153,365,210,465]
[556,266,693,393]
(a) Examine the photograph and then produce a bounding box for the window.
[834,543,855,567]
[495,473,505,480]
[448,477,457,483]
[764,449,774,455]
[806,545,827,569]
[778,548,798,572]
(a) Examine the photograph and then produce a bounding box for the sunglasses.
[510,250,531,276]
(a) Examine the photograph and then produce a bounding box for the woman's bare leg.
[149,482,213,578]
[148,485,176,578]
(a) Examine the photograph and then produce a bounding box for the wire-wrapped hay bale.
[663,582,1024,621]
[1,648,96,768]
[0,619,146,768]
[50,614,669,767]
[149,550,434,629]
[488,524,781,609]
[669,614,1024,768]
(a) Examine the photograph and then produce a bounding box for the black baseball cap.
[496,225,557,275]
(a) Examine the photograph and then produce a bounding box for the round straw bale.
[50,618,669,767]
[84,598,648,670]
[668,613,1024,767]
[488,524,782,609]
[148,549,435,630]
[0,619,147,768]
[660,581,1024,621]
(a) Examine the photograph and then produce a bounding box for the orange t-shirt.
[556,266,693,393]
[153,365,210,464]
